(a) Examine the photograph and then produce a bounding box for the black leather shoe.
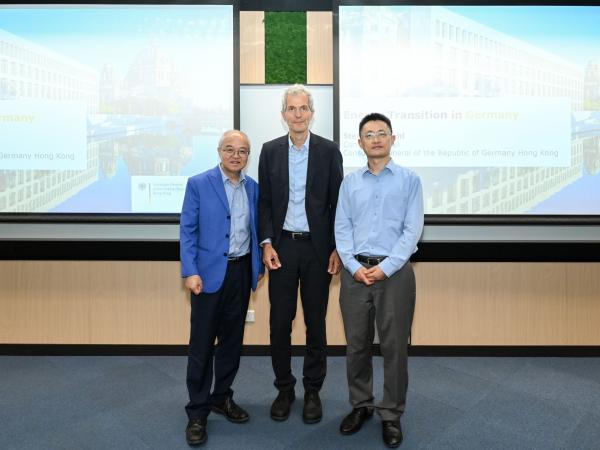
[211,397,249,423]
[186,418,207,446]
[270,390,295,421]
[339,407,373,435]
[382,420,403,448]
[302,390,322,424]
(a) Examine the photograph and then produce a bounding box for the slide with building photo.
[0,5,233,214]
[339,5,600,215]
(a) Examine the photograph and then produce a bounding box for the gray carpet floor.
[1,355,599,449]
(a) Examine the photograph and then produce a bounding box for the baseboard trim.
[1,344,599,357]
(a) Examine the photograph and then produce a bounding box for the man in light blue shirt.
[335,113,424,448]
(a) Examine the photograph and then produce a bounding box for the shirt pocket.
[384,193,408,223]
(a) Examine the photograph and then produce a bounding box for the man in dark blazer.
[258,84,344,424]
[180,130,263,446]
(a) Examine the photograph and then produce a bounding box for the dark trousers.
[340,262,416,421]
[268,235,332,392]
[185,257,251,419]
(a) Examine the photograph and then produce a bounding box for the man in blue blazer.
[180,130,263,447]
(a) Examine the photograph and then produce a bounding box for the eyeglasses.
[285,105,311,114]
[362,131,391,140]
[220,147,250,157]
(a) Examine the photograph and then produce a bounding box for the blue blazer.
[180,165,263,293]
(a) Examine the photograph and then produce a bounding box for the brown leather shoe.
[211,397,249,423]
[270,390,295,421]
[186,418,207,446]
[339,407,373,435]
[382,420,403,448]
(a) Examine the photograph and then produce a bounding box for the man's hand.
[327,249,342,275]
[365,266,387,283]
[185,275,203,295]
[353,267,374,286]
[262,243,282,270]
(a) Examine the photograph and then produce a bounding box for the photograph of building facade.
[421,6,587,214]
[340,6,600,214]
[0,29,99,213]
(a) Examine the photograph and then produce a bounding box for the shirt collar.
[288,132,310,152]
[218,163,245,185]
[361,158,398,176]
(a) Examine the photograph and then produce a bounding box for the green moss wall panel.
[264,12,307,84]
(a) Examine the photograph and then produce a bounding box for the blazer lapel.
[208,165,229,213]
[245,180,255,224]
[279,137,289,191]
[306,134,318,192]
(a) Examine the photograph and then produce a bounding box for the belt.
[281,230,311,241]
[227,253,250,263]
[355,254,387,265]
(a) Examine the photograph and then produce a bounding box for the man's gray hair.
[217,129,251,150]
[281,84,314,113]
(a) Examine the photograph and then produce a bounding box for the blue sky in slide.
[0,6,232,72]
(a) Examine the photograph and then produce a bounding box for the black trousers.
[268,235,332,392]
[185,257,251,420]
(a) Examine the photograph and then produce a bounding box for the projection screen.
[0,3,234,215]
[337,3,600,217]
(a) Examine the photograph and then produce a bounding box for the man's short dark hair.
[359,112,393,136]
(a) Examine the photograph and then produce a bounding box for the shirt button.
[227,215,231,219]
[225,234,229,238]
[223,253,227,257]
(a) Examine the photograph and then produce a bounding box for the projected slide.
[0,5,233,214]
[339,5,600,215]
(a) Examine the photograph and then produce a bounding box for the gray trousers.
[339,262,416,421]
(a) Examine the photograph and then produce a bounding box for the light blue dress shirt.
[219,165,251,257]
[283,133,310,232]
[335,159,424,277]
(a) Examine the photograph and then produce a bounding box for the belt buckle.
[367,257,379,265]
[291,232,302,240]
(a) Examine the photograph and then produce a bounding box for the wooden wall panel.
[307,11,333,84]
[566,263,600,344]
[1,261,599,346]
[0,261,89,343]
[0,261,344,346]
[411,263,568,345]
[240,11,265,84]
[87,262,189,344]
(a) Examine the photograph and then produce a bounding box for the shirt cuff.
[346,258,363,276]
[260,238,272,247]
[379,258,400,278]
